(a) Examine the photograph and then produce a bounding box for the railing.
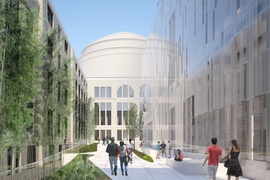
[0,144,82,180]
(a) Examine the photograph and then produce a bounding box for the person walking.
[126,139,133,164]
[118,141,130,176]
[221,139,243,180]
[203,137,222,180]
[156,141,161,159]
[160,141,167,158]
[102,137,105,145]
[167,140,172,158]
[106,137,119,176]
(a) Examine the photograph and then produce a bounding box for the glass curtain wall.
[142,1,270,176]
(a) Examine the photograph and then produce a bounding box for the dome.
[78,32,147,78]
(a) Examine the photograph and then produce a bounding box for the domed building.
[78,32,147,144]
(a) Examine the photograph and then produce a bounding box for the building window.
[100,87,105,97]
[170,107,175,125]
[123,102,128,125]
[107,103,111,125]
[101,103,105,125]
[27,145,36,164]
[57,114,61,137]
[95,103,99,125]
[107,130,111,138]
[64,40,68,55]
[107,87,111,97]
[47,38,53,59]
[123,85,128,98]
[117,86,122,97]
[47,5,53,27]
[48,72,53,93]
[57,82,61,102]
[129,87,134,98]
[94,87,99,97]
[123,130,128,141]
[258,36,262,53]
[47,109,53,136]
[63,118,67,138]
[117,130,122,141]
[58,54,61,69]
[237,52,240,66]
[117,102,122,125]
[58,25,61,41]
[95,130,99,140]
[64,89,68,105]
[64,64,68,76]
[117,85,134,98]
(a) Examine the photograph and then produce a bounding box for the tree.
[124,104,144,148]
[85,97,97,144]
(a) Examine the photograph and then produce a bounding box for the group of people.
[105,137,133,176]
[102,136,110,146]
[105,137,242,179]
[203,137,242,180]
[155,140,173,159]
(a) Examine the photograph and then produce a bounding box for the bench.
[166,158,208,175]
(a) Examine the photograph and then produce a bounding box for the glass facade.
[142,0,270,178]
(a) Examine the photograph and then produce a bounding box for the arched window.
[117,85,134,98]
[129,86,134,98]
[117,86,122,98]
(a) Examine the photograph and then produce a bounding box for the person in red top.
[203,137,222,180]
[174,149,184,161]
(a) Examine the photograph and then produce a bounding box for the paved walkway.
[89,144,251,180]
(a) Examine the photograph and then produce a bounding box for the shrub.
[41,154,110,180]
[69,143,98,153]
[133,149,154,162]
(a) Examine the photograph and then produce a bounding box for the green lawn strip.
[133,149,154,162]
[68,143,98,153]
[41,143,111,180]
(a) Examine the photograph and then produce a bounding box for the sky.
[51,0,158,58]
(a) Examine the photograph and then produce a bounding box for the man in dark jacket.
[106,137,119,176]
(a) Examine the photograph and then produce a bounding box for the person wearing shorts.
[203,137,222,180]
[160,141,167,158]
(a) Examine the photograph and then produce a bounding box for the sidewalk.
[89,144,251,180]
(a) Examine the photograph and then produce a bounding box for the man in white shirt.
[126,139,133,164]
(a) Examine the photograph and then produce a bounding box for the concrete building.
[78,32,147,145]
[141,0,270,179]
[38,0,88,156]
[0,0,87,178]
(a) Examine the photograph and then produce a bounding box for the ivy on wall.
[0,0,74,160]
[0,0,46,152]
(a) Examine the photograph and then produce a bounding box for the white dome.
[78,32,147,78]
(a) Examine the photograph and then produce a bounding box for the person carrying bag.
[119,141,130,176]
[221,139,243,180]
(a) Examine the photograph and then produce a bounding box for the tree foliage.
[85,97,97,143]
[124,104,144,147]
